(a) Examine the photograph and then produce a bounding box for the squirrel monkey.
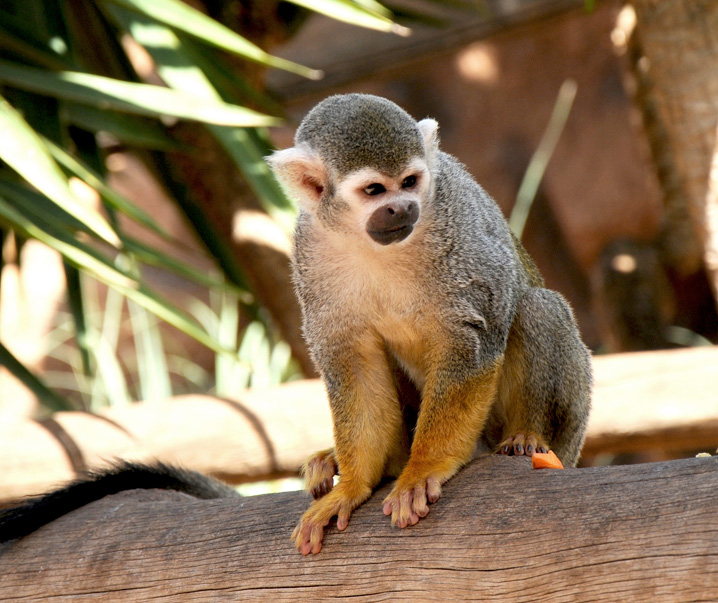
[268,94,592,555]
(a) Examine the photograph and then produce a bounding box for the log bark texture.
[1,455,717,601]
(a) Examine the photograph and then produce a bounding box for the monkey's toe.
[382,476,441,528]
[497,433,549,457]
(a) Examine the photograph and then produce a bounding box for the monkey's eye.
[364,183,386,196]
[402,175,417,189]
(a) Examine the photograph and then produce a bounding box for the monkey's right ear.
[266,145,328,208]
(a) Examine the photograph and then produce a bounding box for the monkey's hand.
[302,448,338,499]
[381,472,443,528]
[292,480,371,555]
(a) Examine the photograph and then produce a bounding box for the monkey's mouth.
[367,224,413,245]
[366,201,419,246]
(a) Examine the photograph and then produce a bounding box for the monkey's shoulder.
[433,152,504,223]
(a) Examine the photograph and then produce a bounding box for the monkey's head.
[267,94,439,246]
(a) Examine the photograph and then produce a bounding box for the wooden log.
[585,346,718,456]
[1,347,717,502]
[1,455,717,601]
[0,380,333,501]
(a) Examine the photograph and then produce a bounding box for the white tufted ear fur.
[266,144,329,209]
[417,118,439,161]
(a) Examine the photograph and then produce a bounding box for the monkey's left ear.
[265,145,328,209]
[418,118,439,158]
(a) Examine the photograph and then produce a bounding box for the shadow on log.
[1,455,717,601]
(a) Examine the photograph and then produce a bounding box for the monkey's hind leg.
[492,288,592,467]
[302,448,338,499]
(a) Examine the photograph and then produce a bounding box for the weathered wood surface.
[582,346,718,456]
[0,379,333,501]
[1,347,716,501]
[1,455,717,601]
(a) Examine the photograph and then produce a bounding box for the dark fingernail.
[526,444,534,454]
[502,445,510,454]
[515,444,523,455]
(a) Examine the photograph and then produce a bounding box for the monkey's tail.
[0,461,239,543]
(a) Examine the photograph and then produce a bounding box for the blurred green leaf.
[175,33,284,115]
[215,127,296,226]
[88,284,133,409]
[129,299,172,401]
[0,93,120,246]
[215,290,240,396]
[121,235,249,298]
[0,340,76,412]
[236,320,266,391]
[286,0,410,35]
[64,103,183,151]
[102,0,323,79]
[0,180,86,235]
[0,195,236,358]
[0,60,280,127]
[269,341,293,385]
[0,29,68,70]
[63,263,93,376]
[510,79,577,239]
[44,138,170,238]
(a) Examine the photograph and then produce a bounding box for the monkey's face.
[334,159,430,246]
[267,145,435,248]
[266,94,440,249]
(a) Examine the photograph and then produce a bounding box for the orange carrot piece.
[531,450,564,470]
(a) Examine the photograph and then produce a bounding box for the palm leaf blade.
[102,0,322,78]
[0,341,76,412]
[0,93,120,246]
[0,61,280,127]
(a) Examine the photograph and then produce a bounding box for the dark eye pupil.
[365,183,385,196]
[402,175,416,188]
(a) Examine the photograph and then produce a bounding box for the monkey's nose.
[366,201,419,245]
[386,202,417,219]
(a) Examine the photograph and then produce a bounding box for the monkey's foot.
[292,483,371,555]
[303,448,338,499]
[382,475,442,529]
[496,433,548,457]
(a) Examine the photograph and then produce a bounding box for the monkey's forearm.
[381,360,503,528]
[410,360,503,470]
[294,343,408,554]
